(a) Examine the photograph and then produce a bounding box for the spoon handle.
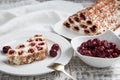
[62,70,77,80]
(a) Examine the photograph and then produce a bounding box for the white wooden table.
[0,0,120,80]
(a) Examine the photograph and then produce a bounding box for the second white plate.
[53,19,120,39]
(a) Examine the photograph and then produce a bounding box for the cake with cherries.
[6,34,48,65]
[63,0,120,35]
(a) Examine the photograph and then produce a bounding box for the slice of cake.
[63,0,120,35]
[6,34,48,65]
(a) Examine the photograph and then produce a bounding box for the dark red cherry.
[93,38,100,43]
[105,43,111,49]
[27,39,33,42]
[19,44,25,48]
[112,53,119,58]
[80,13,86,20]
[82,49,92,56]
[18,51,23,55]
[84,30,90,34]
[105,49,114,54]
[91,40,98,47]
[87,21,92,25]
[91,50,97,57]
[35,38,42,41]
[2,46,11,53]
[29,42,36,46]
[28,48,34,53]
[9,49,15,55]
[81,42,88,48]
[68,18,74,23]
[37,47,43,51]
[74,26,79,31]
[34,34,41,37]
[114,48,120,54]
[50,49,57,57]
[81,24,87,28]
[109,42,116,49]
[38,42,45,45]
[100,52,106,58]
[51,44,59,51]
[98,46,105,52]
[74,17,80,22]
[101,40,108,45]
[87,39,94,49]
[90,25,97,32]
[107,55,113,58]
[64,22,70,28]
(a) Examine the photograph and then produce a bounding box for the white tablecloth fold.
[0,1,84,35]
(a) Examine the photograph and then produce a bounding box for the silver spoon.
[48,63,76,80]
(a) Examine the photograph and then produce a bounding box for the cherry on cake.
[6,34,48,65]
[63,0,120,35]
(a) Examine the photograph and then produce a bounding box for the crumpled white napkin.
[0,1,85,36]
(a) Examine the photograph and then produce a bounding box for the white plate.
[53,19,120,39]
[0,30,73,76]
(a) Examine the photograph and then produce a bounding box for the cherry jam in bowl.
[71,30,120,68]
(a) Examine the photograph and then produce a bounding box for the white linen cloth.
[0,0,39,10]
[0,1,85,36]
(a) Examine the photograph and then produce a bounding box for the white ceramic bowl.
[71,30,120,68]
